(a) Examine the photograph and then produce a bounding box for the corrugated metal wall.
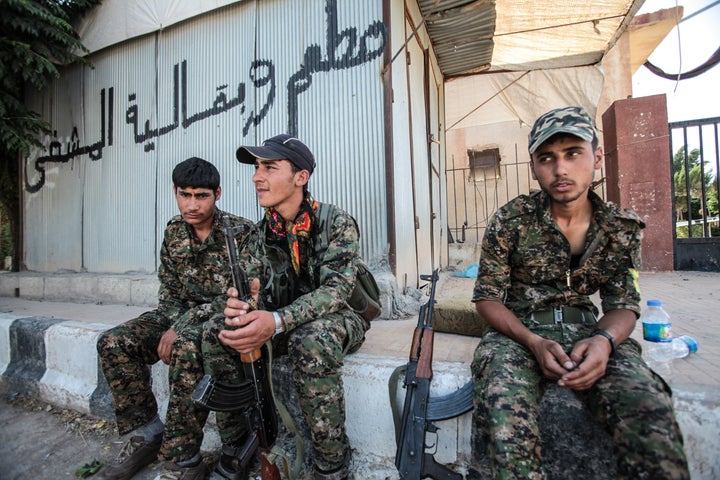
[22,0,388,273]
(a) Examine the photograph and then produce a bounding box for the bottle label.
[642,322,672,342]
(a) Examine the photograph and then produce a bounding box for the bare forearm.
[476,300,538,349]
[595,309,637,346]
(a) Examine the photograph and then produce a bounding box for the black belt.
[527,306,596,326]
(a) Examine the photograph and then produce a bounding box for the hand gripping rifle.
[392,269,474,480]
[192,215,280,480]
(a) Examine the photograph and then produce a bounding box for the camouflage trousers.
[202,310,369,472]
[471,324,689,480]
[96,311,208,462]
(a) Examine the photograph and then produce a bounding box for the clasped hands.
[529,334,613,391]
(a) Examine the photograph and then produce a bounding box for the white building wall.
[388,0,446,289]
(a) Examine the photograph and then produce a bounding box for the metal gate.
[669,116,720,271]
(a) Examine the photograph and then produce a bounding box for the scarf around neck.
[265,195,319,275]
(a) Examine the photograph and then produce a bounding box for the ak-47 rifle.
[192,216,280,480]
[393,269,474,480]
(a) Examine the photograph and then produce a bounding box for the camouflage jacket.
[158,209,253,333]
[471,190,645,320]
[237,202,362,332]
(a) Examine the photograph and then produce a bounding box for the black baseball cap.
[236,134,316,175]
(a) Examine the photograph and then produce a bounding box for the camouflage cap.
[528,106,597,154]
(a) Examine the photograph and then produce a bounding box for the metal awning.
[418,0,644,77]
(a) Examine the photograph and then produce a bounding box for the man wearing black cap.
[201,134,369,480]
[470,107,689,478]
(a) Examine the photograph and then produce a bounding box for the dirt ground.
[0,391,209,480]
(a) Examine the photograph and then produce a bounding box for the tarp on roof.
[418,0,641,77]
[444,65,604,130]
[75,0,241,53]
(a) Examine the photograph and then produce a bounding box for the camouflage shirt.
[236,203,363,332]
[158,209,253,333]
[471,190,645,320]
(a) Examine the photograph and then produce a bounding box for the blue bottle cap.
[678,335,698,353]
[646,299,662,307]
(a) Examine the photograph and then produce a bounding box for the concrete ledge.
[0,272,159,306]
[0,271,406,320]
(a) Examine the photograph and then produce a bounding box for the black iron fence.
[446,154,533,244]
[669,117,720,238]
[446,153,606,244]
[669,117,720,271]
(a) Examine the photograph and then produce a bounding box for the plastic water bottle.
[642,300,674,377]
[672,335,699,359]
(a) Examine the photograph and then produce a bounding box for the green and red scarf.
[265,195,319,275]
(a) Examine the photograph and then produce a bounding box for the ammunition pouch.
[348,260,381,321]
[258,240,297,311]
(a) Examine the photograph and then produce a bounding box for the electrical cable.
[643,1,720,81]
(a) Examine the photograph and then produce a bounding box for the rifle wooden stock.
[416,329,434,379]
[240,349,262,363]
[261,456,281,480]
[409,321,423,362]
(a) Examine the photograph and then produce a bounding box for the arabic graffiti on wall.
[287,0,386,134]
[24,0,387,193]
[125,59,276,154]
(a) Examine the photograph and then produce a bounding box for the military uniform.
[471,190,689,479]
[97,209,252,462]
[202,199,369,474]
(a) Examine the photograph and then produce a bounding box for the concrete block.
[130,277,160,306]
[1,293,717,479]
[373,271,396,320]
[2,317,62,394]
[18,275,45,300]
[674,385,720,479]
[0,273,19,297]
[39,321,108,415]
[98,276,133,305]
[56,275,100,303]
[0,314,16,374]
[351,353,472,463]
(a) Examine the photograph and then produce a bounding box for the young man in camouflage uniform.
[96,157,252,480]
[201,134,369,480]
[471,106,689,479]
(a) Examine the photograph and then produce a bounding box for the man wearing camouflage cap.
[201,134,370,480]
[470,106,689,478]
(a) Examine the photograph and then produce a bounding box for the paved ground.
[0,393,168,480]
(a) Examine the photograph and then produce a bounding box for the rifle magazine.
[426,380,474,421]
